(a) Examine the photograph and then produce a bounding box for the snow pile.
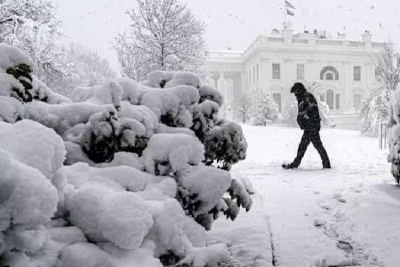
[0,121,63,266]
[0,48,252,267]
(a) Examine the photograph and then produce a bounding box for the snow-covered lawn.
[225,125,400,267]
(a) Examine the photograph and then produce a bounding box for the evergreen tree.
[250,90,280,126]
[235,93,252,123]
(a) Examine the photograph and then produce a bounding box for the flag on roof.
[287,9,294,16]
[285,0,295,10]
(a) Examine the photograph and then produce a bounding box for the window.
[325,72,334,80]
[326,90,334,110]
[320,66,339,80]
[272,63,280,79]
[354,66,361,81]
[335,94,340,109]
[297,64,305,80]
[272,93,282,112]
[354,94,362,108]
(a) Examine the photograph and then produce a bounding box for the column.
[260,58,268,91]
[218,72,226,119]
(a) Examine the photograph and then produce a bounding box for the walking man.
[282,83,331,169]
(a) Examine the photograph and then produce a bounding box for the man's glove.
[297,115,304,129]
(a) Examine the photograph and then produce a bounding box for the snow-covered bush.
[235,93,252,123]
[0,46,251,266]
[204,120,248,171]
[283,94,299,127]
[387,84,400,184]
[359,42,400,136]
[250,90,281,126]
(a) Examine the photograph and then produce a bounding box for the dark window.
[354,66,361,81]
[272,63,280,79]
[326,72,334,80]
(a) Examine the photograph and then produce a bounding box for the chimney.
[362,30,372,42]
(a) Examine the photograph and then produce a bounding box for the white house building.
[202,29,384,129]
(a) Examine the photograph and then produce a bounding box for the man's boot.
[322,161,331,169]
[282,162,298,169]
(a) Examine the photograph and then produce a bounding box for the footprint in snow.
[319,202,331,211]
[336,240,353,251]
[333,193,347,203]
[313,219,327,228]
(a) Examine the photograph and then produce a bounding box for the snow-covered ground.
[222,125,400,267]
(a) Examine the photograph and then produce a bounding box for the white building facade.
[202,29,384,129]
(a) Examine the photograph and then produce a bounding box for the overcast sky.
[52,0,400,72]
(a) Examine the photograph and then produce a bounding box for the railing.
[292,39,308,44]
[349,41,365,48]
[205,51,243,62]
[213,35,384,60]
[267,37,284,43]
[206,52,242,58]
[316,40,344,46]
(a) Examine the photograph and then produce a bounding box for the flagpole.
[283,0,287,30]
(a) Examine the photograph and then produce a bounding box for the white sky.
[53,0,400,72]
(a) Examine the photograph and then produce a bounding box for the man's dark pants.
[293,127,330,167]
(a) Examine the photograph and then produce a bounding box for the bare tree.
[114,0,206,81]
[359,41,400,136]
[0,0,65,86]
[52,43,116,96]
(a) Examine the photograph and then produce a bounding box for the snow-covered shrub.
[190,100,220,141]
[0,48,251,267]
[387,84,400,184]
[140,85,199,128]
[0,96,24,123]
[359,42,400,136]
[204,120,248,171]
[283,94,299,127]
[235,93,252,123]
[0,44,35,103]
[250,90,281,126]
[143,70,201,89]
[198,85,223,107]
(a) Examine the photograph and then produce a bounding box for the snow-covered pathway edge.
[207,192,274,267]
